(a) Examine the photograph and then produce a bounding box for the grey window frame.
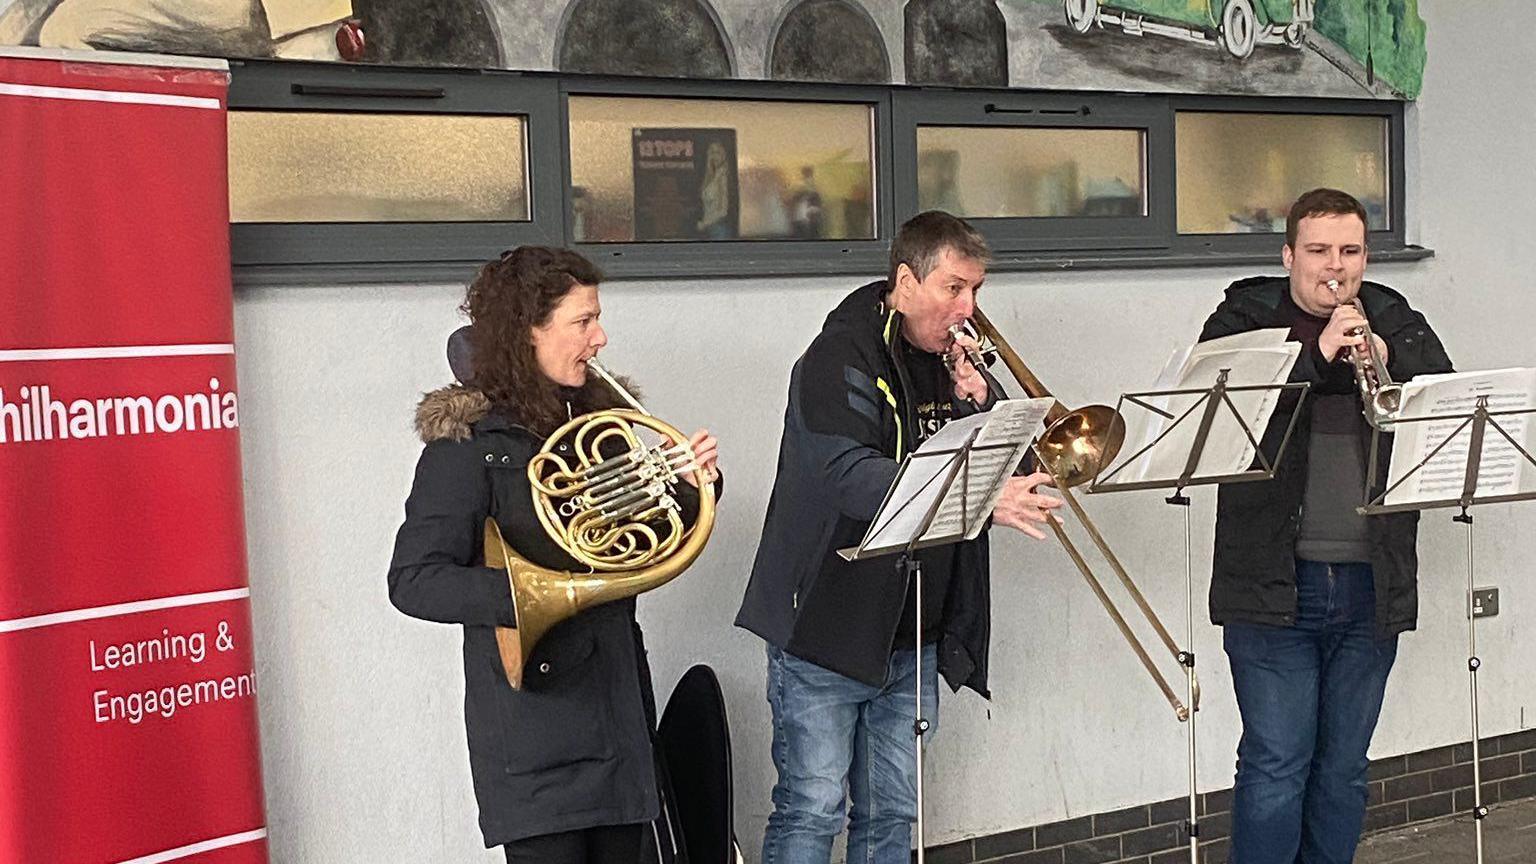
[1167,94,1409,259]
[891,88,1173,257]
[559,75,895,280]
[228,60,565,286]
[225,61,1426,284]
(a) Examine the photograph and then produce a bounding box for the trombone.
[954,308,1200,721]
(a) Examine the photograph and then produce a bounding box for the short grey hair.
[888,210,990,286]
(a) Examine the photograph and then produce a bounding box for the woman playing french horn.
[387,245,720,864]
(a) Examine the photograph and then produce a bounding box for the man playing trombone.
[735,210,1061,864]
[1197,188,1454,864]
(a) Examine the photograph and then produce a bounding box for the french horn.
[484,359,715,689]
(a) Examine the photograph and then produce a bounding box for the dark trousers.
[1223,560,1399,864]
[503,823,646,864]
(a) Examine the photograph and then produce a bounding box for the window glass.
[567,96,875,242]
[228,112,528,223]
[916,126,1146,218]
[1176,112,1389,234]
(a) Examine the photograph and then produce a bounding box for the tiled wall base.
[918,729,1536,864]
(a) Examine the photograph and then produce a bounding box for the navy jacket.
[736,281,997,694]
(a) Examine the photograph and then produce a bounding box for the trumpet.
[1328,279,1402,429]
[946,311,1199,721]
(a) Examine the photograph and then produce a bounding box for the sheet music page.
[1106,332,1299,484]
[950,397,1054,540]
[1383,367,1536,506]
[856,397,1052,554]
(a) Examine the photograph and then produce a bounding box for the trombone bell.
[1039,404,1125,489]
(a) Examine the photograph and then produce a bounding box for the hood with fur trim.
[415,385,491,443]
[413,375,642,444]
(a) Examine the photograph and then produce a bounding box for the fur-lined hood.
[413,375,641,443]
[414,384,491,443]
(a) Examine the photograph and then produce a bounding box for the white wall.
[234,3,1536,859]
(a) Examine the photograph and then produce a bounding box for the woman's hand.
[679,428,719,488]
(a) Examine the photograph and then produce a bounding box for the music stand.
[1359,395,1536,864]
[839,401,1041,864]
[1089,368,1309,864]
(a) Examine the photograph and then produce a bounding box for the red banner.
[0,52,268,863]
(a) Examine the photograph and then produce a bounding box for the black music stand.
[839,402,1040,864]
[1359,396,1536,864]
[1089,368,1309,864]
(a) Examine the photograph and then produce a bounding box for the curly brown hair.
[459,246,610,436]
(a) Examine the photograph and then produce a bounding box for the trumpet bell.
[1039,404,1125,488]
[1374,383,1404,422]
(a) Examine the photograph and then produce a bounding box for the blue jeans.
[1224,560,1399,864]
[760,643,939,864]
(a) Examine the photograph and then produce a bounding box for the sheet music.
[1108,330,1299,483]
[1383,367,1536,505]
[853,397,1053,555]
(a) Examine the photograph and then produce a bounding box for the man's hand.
[1355,332,1389,367]
[946,333,989,404]
[1318,303,1368,361]
[679,428,719,488]
[992,471,1064,540]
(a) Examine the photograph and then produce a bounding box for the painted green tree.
[1314,0,1426,97]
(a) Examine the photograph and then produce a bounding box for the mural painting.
[1,0,1426,99]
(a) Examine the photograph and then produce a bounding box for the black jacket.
[735,281,997,694]
[387,383,666,847]
[1199,276,1454,635]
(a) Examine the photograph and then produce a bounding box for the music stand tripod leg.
[1453,396,1490,864]
[909,552,930,864]
[1163,488,1200,864]
[1165,370,1223,864]
[1181,498,1199,864]
[1455,510,1488,863]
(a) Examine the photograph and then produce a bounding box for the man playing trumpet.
[736,210,1061,864]
[1197,189,1454,863]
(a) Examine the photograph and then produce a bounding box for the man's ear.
[894,262,916,293]
[1281,244,1294,272]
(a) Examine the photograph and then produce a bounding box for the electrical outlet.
[1471,587,1499,619]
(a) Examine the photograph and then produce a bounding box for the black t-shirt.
[1287,309,1371,562]
[892,341,959,649]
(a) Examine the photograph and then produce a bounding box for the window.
[1168,97,1407,260]
[1176,112,1390,235]
[229,112,529,223]
[560,78,892,278]
[915,126,1146,219]
[892,91,1172,255]
[226,62,1419,283]
[227,61,562,284]
[567,96,875,243]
